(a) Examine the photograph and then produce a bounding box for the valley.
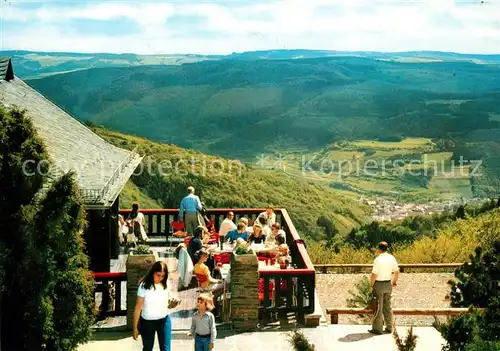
[9,49,500,224]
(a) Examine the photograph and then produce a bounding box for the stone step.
[305,291,327,327]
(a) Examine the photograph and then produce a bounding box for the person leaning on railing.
[179,186,203,236]
[258,206,277,227]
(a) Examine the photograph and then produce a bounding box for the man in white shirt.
[369,241,399,335]
[218,212,237,244]
[258,206,276,227]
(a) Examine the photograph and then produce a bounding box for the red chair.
[184,236,193,247]
[280,279,296,292]
[258,278,274,301]
[167,221,187,255]
[172,221,185,232]
[195,273,209,286]
[208,233,219,245]
[213,252,231,265]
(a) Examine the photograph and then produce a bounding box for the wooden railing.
[119,208,283,239]
[326,307,484,324]
[258,209,316,323]
[118,207,316,323]
[92,272,127,320]
[315,263,463,273]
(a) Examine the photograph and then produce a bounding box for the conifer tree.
[0,107,94,351]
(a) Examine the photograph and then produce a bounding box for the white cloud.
[1,0,499,54]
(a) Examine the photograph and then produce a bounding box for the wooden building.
[0,57,142,271]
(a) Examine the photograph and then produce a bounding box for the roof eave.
[84,154,143,209]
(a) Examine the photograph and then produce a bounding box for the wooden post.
[110,197,120,259]
[84,209,111,272]
[330,313,339,324]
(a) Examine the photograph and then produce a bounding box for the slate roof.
[0,57,14,81]
[0,58,142,208]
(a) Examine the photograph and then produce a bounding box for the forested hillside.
[93,126,370,241]
[28,57,500,160]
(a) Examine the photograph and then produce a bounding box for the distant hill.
[5,49,500,79]
[227,49,500,64]
[26,56,500,160]
[2,50,221,79]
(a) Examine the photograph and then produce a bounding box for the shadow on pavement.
[338,332,376,342]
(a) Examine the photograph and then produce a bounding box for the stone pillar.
[230,252,259,330]
[126,253,157,330]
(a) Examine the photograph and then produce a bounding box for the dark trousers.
[195,334,211,351]
[139,315,172,351]
[372,281,393,332]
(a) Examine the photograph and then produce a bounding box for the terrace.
[92,207,322,330]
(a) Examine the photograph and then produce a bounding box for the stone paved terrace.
[78,325,445,350]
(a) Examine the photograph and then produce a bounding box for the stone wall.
[126,253,157,330]
[230,252,259,330]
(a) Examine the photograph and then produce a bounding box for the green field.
[270,138,477,202]
[490,113,500,122]
[351,138,432,149]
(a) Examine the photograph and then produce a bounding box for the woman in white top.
[133,261,177,351]
[128,202,148,243]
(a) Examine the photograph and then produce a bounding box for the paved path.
[78,325,445,351]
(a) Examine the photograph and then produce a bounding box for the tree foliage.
[0,107,94,351]
[448,242,500,308]
[440,240,500,351]
[93,126,370,241]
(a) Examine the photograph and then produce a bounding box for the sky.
[0,0,499,54]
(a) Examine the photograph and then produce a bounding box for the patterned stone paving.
[79,325,445,351]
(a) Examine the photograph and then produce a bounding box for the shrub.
[345,276,374,323]
[439,312,479,351]
[448,242,500,308]
[287,330,316,351]
[440,240,500,351]
[134,244,153,255]
[393,326,418,351]
[465,340,500,351]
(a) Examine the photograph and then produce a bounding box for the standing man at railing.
[258,206,276,227]
[180,186,203,235]
[369,241,399,335]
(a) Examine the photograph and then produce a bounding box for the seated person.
[279,256,290,269]
[193,249,223,290]
[274,234,289,258]
[238,217,251,234]
[257,216,272,237]
[248,223,266,244]
[175,244,193,290]
[265,222,286,245]
[226,222,248,243]
[200,231,216,274]
[188,226,207,265]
